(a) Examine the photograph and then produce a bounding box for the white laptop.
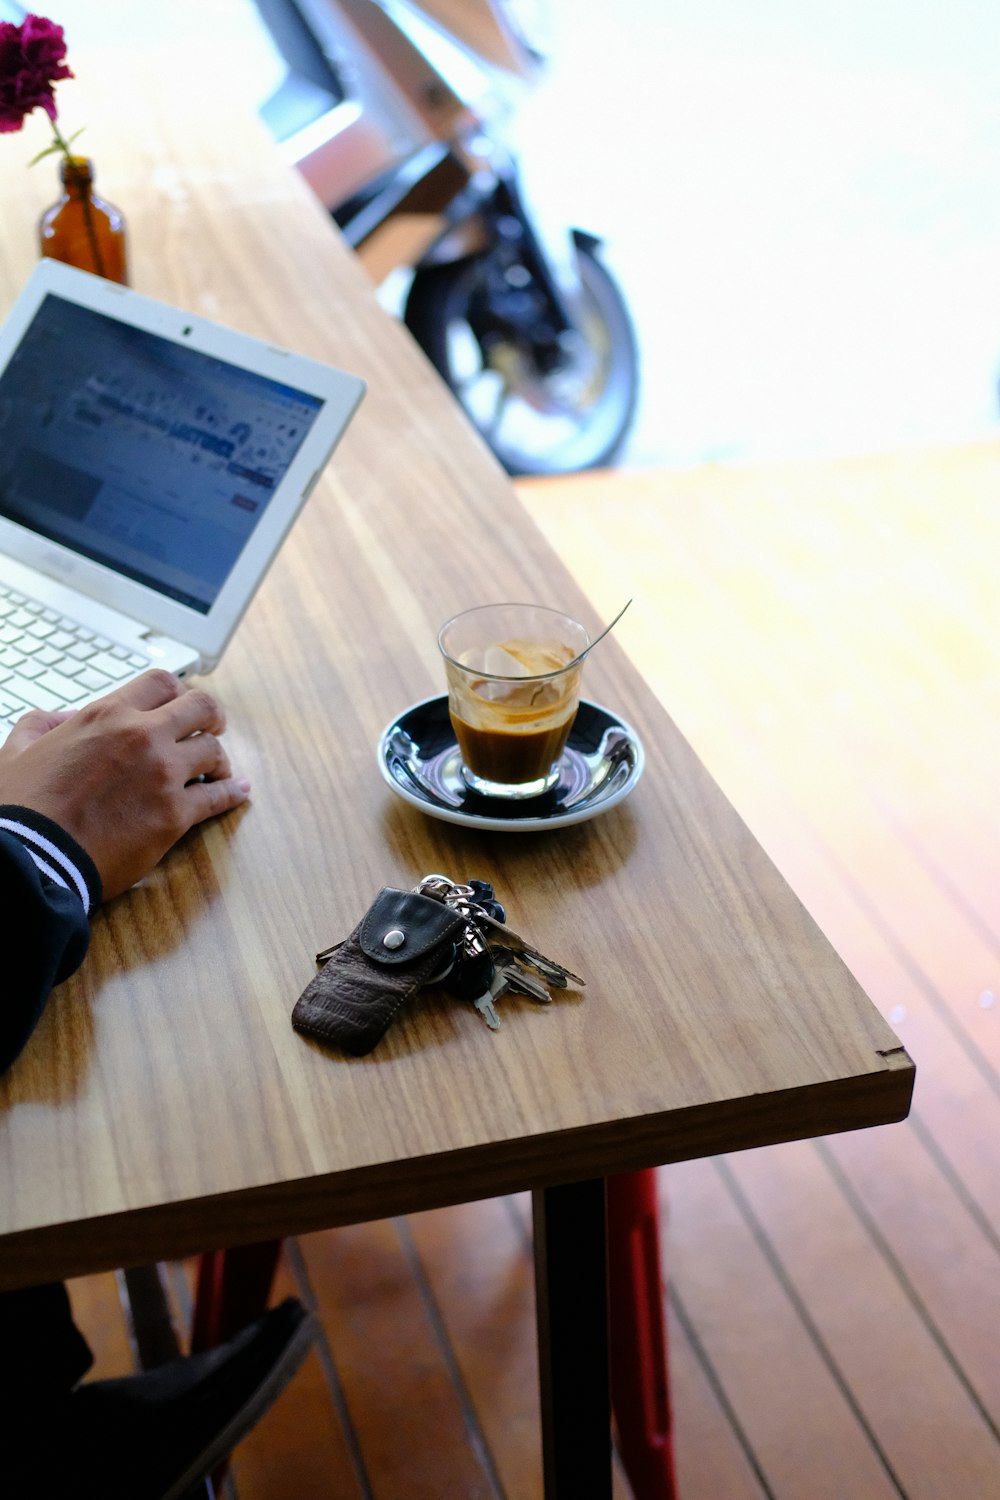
[0,259,366,739]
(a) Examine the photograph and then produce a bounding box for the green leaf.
[28,142,63,166]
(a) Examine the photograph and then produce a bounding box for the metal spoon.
[567,599,632,669]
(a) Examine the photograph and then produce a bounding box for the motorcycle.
[251,0,640,475]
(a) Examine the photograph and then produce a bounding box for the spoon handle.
[572,599,632,667]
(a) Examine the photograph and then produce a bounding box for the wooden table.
[0,38,914,1498]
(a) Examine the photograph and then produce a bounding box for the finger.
[2,707,76,752]
[177,733,233,784]
[183,775,252,829]
[156,687,226,742]
[102,669,185,714]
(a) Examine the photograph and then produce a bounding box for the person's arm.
[0,671,250,1073]
[0,809,101,1074]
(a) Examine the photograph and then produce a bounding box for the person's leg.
[0,1281,93,1407]
[6,1293,314,1500]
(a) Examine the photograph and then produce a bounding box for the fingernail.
[237,778,252,795]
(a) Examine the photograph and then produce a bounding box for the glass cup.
[438,603,590,799]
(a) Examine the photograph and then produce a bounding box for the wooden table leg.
[532,1178,612,1500]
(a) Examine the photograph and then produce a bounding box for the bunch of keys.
[415,874,585,1031]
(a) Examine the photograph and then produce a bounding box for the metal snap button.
[383,929,406,950]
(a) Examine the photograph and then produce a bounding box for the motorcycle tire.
[403,237,639,476]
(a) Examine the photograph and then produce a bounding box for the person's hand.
[0,670,250,900]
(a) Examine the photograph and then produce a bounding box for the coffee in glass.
[438,604,590,799]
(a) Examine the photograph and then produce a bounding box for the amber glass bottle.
[38,156,128,285]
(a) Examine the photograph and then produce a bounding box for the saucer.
[377,695,644,832]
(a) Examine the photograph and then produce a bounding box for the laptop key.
[75,666,113,692]
[36,670,88,702]
[7,675,61,712]
[67,641,97,660]
[35,646,63,667]
[90,651,132,680]
[18,660,45,680]
[110,645,129,659]
[49,631,74,650]
[27,619,56,639]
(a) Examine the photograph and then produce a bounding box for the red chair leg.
[607,1170,678,1500]
[191,1240,285,1489]
[192,1240,284,1352]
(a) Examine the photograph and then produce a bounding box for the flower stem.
[51,125,107,279]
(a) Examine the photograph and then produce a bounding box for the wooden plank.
[666,1293,770,1500]
[296,1220,501,1497]
[725,1138,1000,1496]
[404,1198,546,1499]
[226,1248,366,1499]
[66,1270,134,1379]
[660,1156,900,1500]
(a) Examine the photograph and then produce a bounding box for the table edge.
[0,1053,913,1290]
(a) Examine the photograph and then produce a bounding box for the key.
[0,692,26,718]
[472,986,502,1031]
[75,666,113,692]
[36,669,88,702]
[489,945,553,1002]
[7,674,61,711]
[473,906,586,989]
[515,948,584,990]
[89,650,133,680]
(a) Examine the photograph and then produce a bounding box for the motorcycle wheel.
[403,238,639,476]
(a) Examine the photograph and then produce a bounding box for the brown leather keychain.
[291,875,584,1056]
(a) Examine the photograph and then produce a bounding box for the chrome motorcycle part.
[404,231,638,475]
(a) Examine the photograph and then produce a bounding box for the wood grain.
[0,42,908,1291]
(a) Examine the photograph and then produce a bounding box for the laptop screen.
[0,294,325,614]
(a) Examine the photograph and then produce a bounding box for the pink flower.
[0,14,73,135]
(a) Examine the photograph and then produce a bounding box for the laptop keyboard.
[0,582,151,732]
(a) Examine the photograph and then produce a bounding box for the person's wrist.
[0,805,103,911]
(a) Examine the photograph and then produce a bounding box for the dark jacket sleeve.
[0,806,102,1076]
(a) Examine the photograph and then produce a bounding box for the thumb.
[4,708,77,753]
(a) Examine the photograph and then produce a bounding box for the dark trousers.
[0,1283,93,1412]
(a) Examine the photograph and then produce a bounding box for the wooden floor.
[68,442,1000,1497]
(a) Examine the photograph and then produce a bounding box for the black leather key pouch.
[292,888,467,1056]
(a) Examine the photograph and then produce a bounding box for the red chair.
[193,1168,676,1499]
[607,1170,677,1499]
